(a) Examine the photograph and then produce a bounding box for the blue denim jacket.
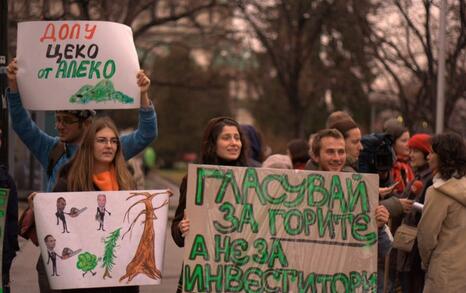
[6,89,158,191]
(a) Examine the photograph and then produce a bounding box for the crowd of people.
[170,112,466,293]
[2,57,466,293]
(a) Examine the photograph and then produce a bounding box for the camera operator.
[359,133,408,217]
[358,132,407,292]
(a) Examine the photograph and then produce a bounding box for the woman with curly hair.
[417,132,466,293]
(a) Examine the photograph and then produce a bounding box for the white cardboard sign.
[34,189,171,290]
[17,21,140,110]
[183,165,379,292]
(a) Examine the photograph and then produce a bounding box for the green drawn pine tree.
[102,228,121,279]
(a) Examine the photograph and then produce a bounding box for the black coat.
[171,176,188,247]
[0,164,19,280]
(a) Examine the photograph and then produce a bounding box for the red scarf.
[92,167,119,191]
[392,156,414,194]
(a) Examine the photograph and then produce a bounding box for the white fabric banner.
[34,189,171,290]
[17,21,140,110]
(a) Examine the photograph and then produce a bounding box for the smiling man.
[308,128,353,172]
[306,128,392,292]
[328,118,363,171]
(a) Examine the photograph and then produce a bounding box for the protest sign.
[0,188,9,293]
[183,165,379,292]
[34,189,171,290]
[17,21,140,110]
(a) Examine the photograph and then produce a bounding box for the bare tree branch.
[423,1,434,77]
[133,0,218,39]
[152,79,227,90]
[393,0,428,55]
[236,0,288,89]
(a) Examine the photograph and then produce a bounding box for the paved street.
[10,171,184,293]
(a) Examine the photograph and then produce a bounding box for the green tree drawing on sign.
[102,228,121,279]
[77,252,98,277]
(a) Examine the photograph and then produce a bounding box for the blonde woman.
[53,117,136,293]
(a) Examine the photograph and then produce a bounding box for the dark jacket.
[378,171,404,220]
[240,125,263,167]
[401,165,433,226]
[171,158,249,248]
[397,165,433,273]
[171,176,188,247]
[0,164,19,284]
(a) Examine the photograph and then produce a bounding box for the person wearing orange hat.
[397,133,433,293]
[408,133,432,167]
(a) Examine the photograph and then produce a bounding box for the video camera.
[358,133,396,174]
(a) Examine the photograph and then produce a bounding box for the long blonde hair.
[67,116,135,191]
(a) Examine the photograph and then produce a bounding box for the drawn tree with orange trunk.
[119,190,172,283]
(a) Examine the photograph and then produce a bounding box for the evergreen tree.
[102,228,121,279]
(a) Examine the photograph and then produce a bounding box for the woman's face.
[94,127,118,165]
[216,125,242,161]
[409,148,427,169]
[395,131,410,157]
[427,151,439,174]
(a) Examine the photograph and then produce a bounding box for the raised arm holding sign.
[5,20,158,192]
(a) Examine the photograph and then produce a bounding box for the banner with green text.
[17,21,140,110]
[183,165,379,292]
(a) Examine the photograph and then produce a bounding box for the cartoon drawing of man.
[44,235,62,276]
[96,194,111,231]
[56,197,70,233]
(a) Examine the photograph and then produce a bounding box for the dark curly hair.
[432,132,466,180]
[200,117,249,166]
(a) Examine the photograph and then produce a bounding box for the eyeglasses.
[56,116,80,125]
[95,137,119,145]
